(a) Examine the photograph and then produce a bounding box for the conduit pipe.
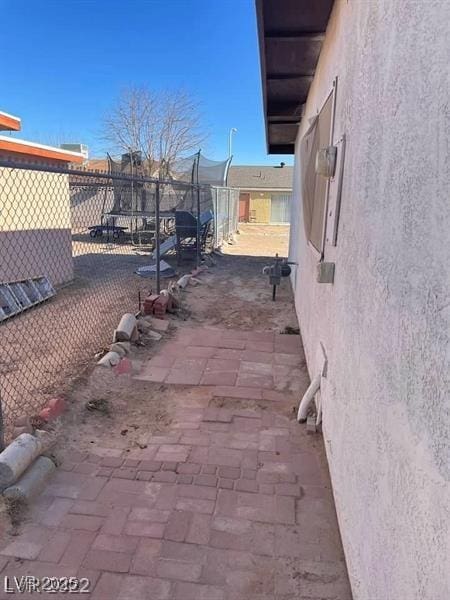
[297,373,321,423]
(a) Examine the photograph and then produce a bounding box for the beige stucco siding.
[289,1,450,600]
[0,168,73,286]
[241,189,292,223]
[249,192,271,223]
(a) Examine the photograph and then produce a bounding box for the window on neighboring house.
[300,91,334,253]
[270,194,291,224]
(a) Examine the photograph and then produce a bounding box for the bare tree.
[102,86,206,177]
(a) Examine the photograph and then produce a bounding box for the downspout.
[297,373,321,423]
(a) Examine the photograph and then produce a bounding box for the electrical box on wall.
[317,262,335,283]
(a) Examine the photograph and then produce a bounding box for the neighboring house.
[0,110,83,286]
[60,143,89,162]
[227,165,293,224]
[257,2,448,600]
[83,158,109,172]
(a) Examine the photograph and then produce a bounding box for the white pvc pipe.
[3,456,56,505]
[297,373,321,423]
[0,433,44,490]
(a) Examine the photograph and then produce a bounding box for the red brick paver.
[0,326,351,600]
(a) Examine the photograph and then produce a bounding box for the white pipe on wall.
[297,373,321,423]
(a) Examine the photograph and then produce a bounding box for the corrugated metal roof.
[228,165,293,189]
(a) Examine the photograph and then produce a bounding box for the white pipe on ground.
[297,373,321,423]
[3,456,56,505]
[0,433,44,490]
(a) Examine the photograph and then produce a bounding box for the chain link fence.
[211,186,239,248]
[0,159,238,446]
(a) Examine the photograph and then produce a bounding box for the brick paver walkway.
[0,326,352,599]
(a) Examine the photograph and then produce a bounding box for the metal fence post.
[196,184,201,268]
[227,189,231,241]
[213,188,218,248]
[195,152,201,268]
[155,181,161,294]
[0,391,5,451]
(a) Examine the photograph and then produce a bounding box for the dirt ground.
[50,223,297,460]
[230,224,290,257]
[0,223,292,440]
[0,223,352,600]
[0,238,150,433]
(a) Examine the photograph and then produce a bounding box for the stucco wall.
[0,168,73,286]
[242,189,292,223]
[289,1,450,599]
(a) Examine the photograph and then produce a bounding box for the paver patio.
[0,324,351,599]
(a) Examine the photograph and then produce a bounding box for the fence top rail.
[0,157,243,191]
[0,159,243,194]
[0,158,201,188]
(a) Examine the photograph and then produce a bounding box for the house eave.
[256,0,334,154]
[0,136,84,164]
[237,186,293,192]
[0,111,21,132]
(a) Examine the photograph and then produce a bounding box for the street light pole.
[228,128,237,158]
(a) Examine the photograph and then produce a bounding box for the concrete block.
[110,342,130,356]
[34,430,57,453]
[143,317,170,332]
[12,425,33,439]
[148,330,163,341]
[137,319,152,333]
[97,351,121,368]
[3,456,56,505]
[0,434,44,490]
[114,313,137,342]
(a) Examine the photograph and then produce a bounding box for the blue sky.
[0,0,293,166]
